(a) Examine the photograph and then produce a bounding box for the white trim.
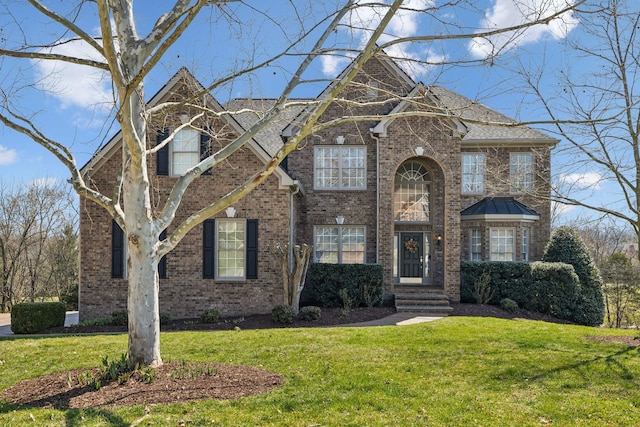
[461,214,539,222]
[489,227,516,262]
[215,218,247,281]
[313,225,366,264]
[313,146,367,190]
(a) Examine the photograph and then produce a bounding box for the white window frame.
[510,153,535,193]
[313,225,366,264]
[522,228,529,262]
[462,153,486,194]
[314,146,367,190]
[171,127,200,176]
[470,229,482,261]
[489,228,515,262]
[215,219,246,280]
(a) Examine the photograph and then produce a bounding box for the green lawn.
[1,317,640,426]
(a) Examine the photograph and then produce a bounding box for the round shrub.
[299,305,322,321]
[111,310,128,326]
[200,308,220,324]
[272,304,294,324]
[500,298,519,313]
[159,313,172,325]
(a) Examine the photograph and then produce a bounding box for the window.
[470,229,482,261]
[203,219,258,280]
[394,161,430,222]
[156,127,211,176]
[462,154,485,194]
[510,153,534,193]
[172,128,200,176]
[314,226,365,264]
[314,146,366,190]
[490,228,515,261]
[522,228,529,262]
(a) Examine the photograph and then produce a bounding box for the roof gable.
[80,68,295,188]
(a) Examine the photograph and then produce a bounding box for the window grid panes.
[470,229,482,261]
[462,154,485,194]
[314,147,366,190]
[217,220,245,278]
[510,153,534,193]
[172,128,200,176]
[490,228,515,261]
[394,162,430,222]
[522,228,529,262]
[314,226,365,264]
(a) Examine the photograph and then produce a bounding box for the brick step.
[393,288,452,315]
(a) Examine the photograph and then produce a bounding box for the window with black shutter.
[159,229,167,279]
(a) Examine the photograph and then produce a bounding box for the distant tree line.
[0,181,78,312]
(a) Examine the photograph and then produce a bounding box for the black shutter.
[157,128,170,176]
[112,220,124,278]
[158,229,167,279]
[246,219,258,279]
[200,130,212,175]
[203,219,215,279]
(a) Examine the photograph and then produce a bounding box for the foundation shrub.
[303,263,384,308]
[272,304,295,324]
[11,302,66,334]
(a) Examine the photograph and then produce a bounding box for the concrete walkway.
[0,311,79,336]
[0,311,441,336]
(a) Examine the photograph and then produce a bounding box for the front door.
[400,232,424,281]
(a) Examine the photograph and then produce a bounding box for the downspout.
[370,131,380,263]
[289,180,301,272]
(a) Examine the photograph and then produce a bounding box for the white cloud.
[33,39,112,110]
[29,177,59,188]
[0,145,18,165]
[559,171,602,189]
[321,0,436,78]
[469,0,579,59]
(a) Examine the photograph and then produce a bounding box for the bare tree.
[0,181,76,311]
[515,1,640,255]
[0,1,580,366]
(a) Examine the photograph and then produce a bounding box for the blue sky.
[0,0,603,221]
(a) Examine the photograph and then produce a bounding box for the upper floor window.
[394,161,430,222]
[462,153,485,194]
[156,127,211,177]
[314,225,365,264]
[314,146,366,190]
[490,228,515,261]
[510,153,534,193]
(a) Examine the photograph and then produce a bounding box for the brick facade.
[79,56,555,320]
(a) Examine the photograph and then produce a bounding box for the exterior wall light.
[436,233,443,250]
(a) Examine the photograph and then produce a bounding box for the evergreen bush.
[542,226,605,326]
[303,263,384,308]
[272,304,295,324]
[11,302,66,334]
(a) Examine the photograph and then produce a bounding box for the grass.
[1,317,640,426]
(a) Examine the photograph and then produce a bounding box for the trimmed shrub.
[272,304,295,324]
[543,226,605,326]
[461,260,581,322]
[299,305,322,321]
[303,263,384,308]
[500,298,519,313]
[11,302,66,334]
[111,310,128,326]
[200,308,220,324]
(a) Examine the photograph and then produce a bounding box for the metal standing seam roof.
[461,197,540,219]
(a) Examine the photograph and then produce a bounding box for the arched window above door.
[394,161,431,222]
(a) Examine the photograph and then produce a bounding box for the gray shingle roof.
[223,99,310,156]
[428,86,556,143]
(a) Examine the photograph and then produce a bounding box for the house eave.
[461,138,559,148]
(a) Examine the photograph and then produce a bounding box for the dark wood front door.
[400,232,423,278]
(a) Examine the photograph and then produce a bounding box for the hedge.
[302,263,384,308]
[461,261,582,323]
[11,302,66,334]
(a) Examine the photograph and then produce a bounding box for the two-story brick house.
[79,54,556,320]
